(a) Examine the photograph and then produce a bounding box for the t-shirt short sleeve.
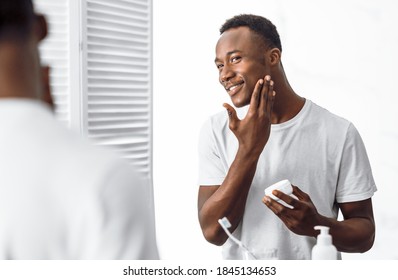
[198,118,226,186]
[335,123,377,203]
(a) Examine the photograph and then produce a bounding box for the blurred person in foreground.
[0,0,158,259]
[197,14,376,259]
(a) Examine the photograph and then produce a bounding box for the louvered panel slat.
[88,79,149,86]
[88,107,149,114]
[87,42,149,55]
[82,0,152,176]
[87,32,148,45]
[86,20,148,39]
[90,135,149,143]
[92,137,149,146]
[87,88,149,94]
[92,0,149,8]
[88,0,149,13]
[87,62,148,72]
[87,22,148,36]
[88,115,148,124]
[87,13,148,32]
[88,70,148,79]
[87,112,149,123]
[88,101,149,106]
[34,0,70,127]
[88,53,148,64]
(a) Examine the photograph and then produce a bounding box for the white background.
[153,0,398,259]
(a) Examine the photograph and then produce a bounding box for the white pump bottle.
[311,225,337,260]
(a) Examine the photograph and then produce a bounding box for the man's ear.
[268,48,281,66]
[34,14,48,41]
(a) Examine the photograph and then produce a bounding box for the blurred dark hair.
[220,14,282,52]
[0,0,35,41]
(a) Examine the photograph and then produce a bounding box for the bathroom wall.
[153,0,398,259]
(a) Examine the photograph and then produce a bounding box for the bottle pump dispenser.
[311,225,337,260]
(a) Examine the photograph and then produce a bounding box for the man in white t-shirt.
[197,14,376,259]
[0,0,158,259]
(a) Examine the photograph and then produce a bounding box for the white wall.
[153,0,398,259]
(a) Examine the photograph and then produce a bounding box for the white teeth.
[227,82,243,92]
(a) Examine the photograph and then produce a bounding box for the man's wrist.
[236,146,262,164]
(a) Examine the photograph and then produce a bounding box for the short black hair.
[220,14,282,52]
[0,0,35,41]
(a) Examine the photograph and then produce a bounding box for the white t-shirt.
[0,99,159,259]
[198,99,376,260]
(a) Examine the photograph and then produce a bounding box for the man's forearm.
[316,215,375,253]
[199,148,260,245]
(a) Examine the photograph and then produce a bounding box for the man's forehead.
[218,26,253,44]
[215,26,255,56]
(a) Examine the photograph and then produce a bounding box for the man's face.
[215,26,269,108]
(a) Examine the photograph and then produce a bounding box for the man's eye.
[231,56,241,63]
[216,64,224,70]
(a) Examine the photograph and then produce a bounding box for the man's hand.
[262,185,320,237]
[223,75,276,157]
[262,186,376,253]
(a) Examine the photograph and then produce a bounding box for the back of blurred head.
[0,0,34,40]
[0,0,52,106]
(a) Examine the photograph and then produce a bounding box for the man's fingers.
[269,90,276,115]
[263,195,291,215]
[248,78,264,113]
[263,195,278,213]
[272,190,299,208]
[223,103,239,130]
[259,75,272,112]
[268,84,276,114]
[292,185,310,201]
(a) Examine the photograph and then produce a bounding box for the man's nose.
[220,66,235,84]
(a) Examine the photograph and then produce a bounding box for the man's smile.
[226,81,244,96]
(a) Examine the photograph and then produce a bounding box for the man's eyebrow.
[214,50,241,63]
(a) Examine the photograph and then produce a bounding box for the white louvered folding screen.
[34,0,71,127]
[81,0,152,176]
[34,0,152,177]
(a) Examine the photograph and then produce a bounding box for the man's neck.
[270,73,305,124]
[0,42,39,99]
